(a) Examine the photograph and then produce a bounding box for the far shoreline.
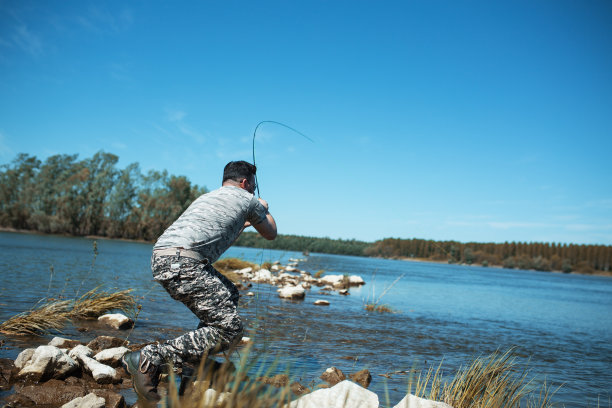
[1,227,610,278]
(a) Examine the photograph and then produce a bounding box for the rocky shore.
[1,258,452,408]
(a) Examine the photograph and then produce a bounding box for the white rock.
[271,264,281,272]
[238,267,253,275]
[97,313,133,330]
[285,266,298,272]
[349,275,365,285]
[314,300,330,306]
[94,347,129,366]
[189,386,231,406]
[246,292,255,296]
[320,275,345,286]
[252,268,273,283]
[238,336,252,345]
[70,345,119,384]
[339,289,350,296]
[393,393,454,408]
[18,345,79,381]
[48,337,78,348]
[61,392,106,408]
[14,348,35,369]
[290,380,378,408]
[69,345,94,360]
[301,282,312,289]
[278,285,306,300]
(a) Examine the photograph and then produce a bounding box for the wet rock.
[70,345,120,384]
[349,369,372,388]
[87,336,126,353]
[290,381,311,396]
[301,282,312,289]
[278,285,306,300]
[14,348,36,369]
[319,275,344,286]
[257,373,289,387]
[245,292,255,296]
[15,379,88,406]
[0,358,17,389]
[18,345,79,382]
[93,347,129,367]
[338,289,350,296]
[393,393,453,408]
[348,275,365,285]
[285,266,298,272]
[252,269,273,283]
[320,366,346,386]
[49,337,83,349]
[314,300,330,306]
[238,336,252,346]
[3,392,35,407]
[289,380,379,408]
[97,313,134,330]
[61,392,106,408]
[88,389,126,408]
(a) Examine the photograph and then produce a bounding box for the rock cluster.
[2,335,132,408]
[231,258,365,305]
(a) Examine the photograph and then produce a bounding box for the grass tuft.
[364,303,393,313]
[413,348,559,408]
[0,287,137,336]
[214,258,258,283]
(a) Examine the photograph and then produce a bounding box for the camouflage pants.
[141,252,243,368]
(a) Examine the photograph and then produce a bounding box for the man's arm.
[252,198,277,240]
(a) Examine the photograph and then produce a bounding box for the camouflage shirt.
[154,186,268,262]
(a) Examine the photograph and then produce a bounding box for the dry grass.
[71,287,136,319]
[364,303,393,313]
[163,345,295,408]
[0,300,71,336]
[0,287,137,336]
[412,348,559,408]
[214,258,258,283]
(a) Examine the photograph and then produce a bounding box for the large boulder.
[393,393,454,408]
[278,285,306,300]
[289,380,379,408]
[14,379,88,406]
[18,345,79,382]
[97,313,134,330]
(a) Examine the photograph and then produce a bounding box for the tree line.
[0,152,205,241]
[1,152,610,274]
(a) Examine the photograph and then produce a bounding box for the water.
[0,231,611,407]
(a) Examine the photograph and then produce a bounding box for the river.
[0,231,610,407]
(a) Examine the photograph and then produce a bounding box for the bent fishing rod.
[251,120,314,198]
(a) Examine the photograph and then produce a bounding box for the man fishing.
[123,160,277,402]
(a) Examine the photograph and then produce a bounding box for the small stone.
[97,313,134,330]
[87,336,125,353]
[238,336,252,346]
[314,300,330,306]
[320,366,346,386]
[290,381,311,396]
[348,275,365,285]
[339,289,350,296]
[257,374,289,387]
[349,369,372,388]
[246,292,255,296]
[61,392,106,408]
[48,337,82,349]
[278,285,306,300]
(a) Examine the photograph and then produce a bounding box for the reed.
[364,303,393,313]
[214,258,258,283]
[413,348,558,408]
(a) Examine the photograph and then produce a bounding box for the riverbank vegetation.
[1,151,610,274]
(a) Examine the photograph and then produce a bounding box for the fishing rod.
[251,120,314,197]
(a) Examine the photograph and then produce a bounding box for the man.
[123,160,277,402]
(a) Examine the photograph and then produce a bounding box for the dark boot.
[122,351,161,403]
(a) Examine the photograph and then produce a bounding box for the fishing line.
[252,120,314,198]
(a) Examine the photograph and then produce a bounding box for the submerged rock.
[314,300,330,306]
[349,369,372,388]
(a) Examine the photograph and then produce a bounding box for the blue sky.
[1,0,611,245]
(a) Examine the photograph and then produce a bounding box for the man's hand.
[253,197,277,240]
